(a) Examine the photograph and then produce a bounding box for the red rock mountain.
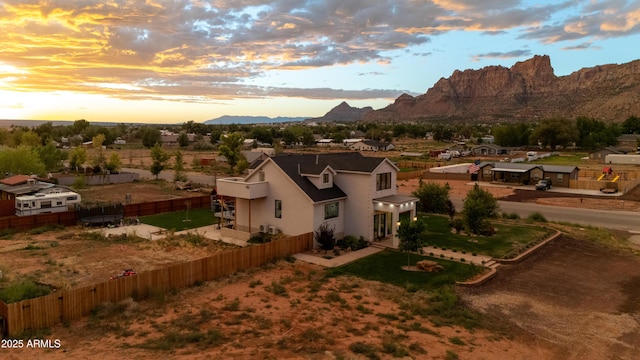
[309,101,373,122]
[364,55,640,123]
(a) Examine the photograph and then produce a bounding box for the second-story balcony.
[217,177,268,199]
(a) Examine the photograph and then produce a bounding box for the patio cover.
[490,168,530,173]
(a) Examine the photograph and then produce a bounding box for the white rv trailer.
[15,192,81,216]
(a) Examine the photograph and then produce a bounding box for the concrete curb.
[456,229,561,287]
[496,229,561,264]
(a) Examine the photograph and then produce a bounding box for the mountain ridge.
[363,55,640,123]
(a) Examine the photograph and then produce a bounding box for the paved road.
[451,198,640,232]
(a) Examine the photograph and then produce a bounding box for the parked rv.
[15,192,81,216]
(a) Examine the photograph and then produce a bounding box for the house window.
[557,174,563,182]
[324,202,339,219]
[275,200,282,218]
[67,196,77,201]
[323,173,329,184]
[259,171,265,181]
[376,172,392,191]
[483,168,491,176]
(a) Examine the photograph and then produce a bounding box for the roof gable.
[268,152,391,203]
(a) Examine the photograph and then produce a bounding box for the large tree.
[0,146,46,176]
[37,142,67,172]
[141,127,162,148]
[529,118,578,150]
[622,115,640,134]
[492,123,532,147]
[412,181,451,214]
[575,116,620,149]
[218,132,244,173]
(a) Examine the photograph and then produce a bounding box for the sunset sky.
[0,0,639,124]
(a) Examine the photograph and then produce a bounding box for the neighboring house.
[478,162,579,187]
[616,134,640,153]
[349,139,395,152]
[589,147,622,163]
[0,175,58,200]
[471,144,508,156]
[481,135,495,144]
[216,152,418,247]
[242,151,270,165]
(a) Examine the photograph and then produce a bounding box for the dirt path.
[459,236,640,360]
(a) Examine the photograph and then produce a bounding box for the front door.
[373,213,387,239]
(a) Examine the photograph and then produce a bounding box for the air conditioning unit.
[259,224,269,233]
[268,226,279,235]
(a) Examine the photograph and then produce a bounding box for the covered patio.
[373,194,419,247]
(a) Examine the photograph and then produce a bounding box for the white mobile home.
[15,192,81,216]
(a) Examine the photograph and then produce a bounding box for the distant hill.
[364,55,640,123]
[307,101,373,122]
[204,115,309,125]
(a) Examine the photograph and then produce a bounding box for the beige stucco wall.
[243,161,315,236]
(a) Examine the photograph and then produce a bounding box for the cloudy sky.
[0,0,639,124]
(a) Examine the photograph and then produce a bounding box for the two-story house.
[216,152,418,247]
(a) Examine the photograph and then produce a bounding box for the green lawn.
[140,208,216,231]
[326,249,483,291]
[529,152,588,165]
[420,215,553,258]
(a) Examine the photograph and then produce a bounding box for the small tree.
[445,199,456,220]
[173,150,187,182]
[105,152,122,173]
[150,143,171,180]
[314,223,335,252]
[397,220,426,267]
[462,184,499,234]
[68,147,87,171]
[177,132,189,148]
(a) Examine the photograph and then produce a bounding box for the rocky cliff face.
[364,55,640,123]
[310,101,373,122]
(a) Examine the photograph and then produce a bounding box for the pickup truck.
[535,178,552,190]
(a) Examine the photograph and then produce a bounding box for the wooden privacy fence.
[0,195,212,232]
[0,232,313,337]
[123,195,211,217]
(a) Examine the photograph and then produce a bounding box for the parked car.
[535,178,552,190]
[110,268,136,280]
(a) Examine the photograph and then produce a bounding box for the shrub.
[314,223,335,251]
[527,212,548,223]
[0,280,52,303]
[451,218,464,234]
[502,212,521,220]
[337,235,369,251]
[349,342,379,359]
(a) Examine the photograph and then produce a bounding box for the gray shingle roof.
[270,152,386,203]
